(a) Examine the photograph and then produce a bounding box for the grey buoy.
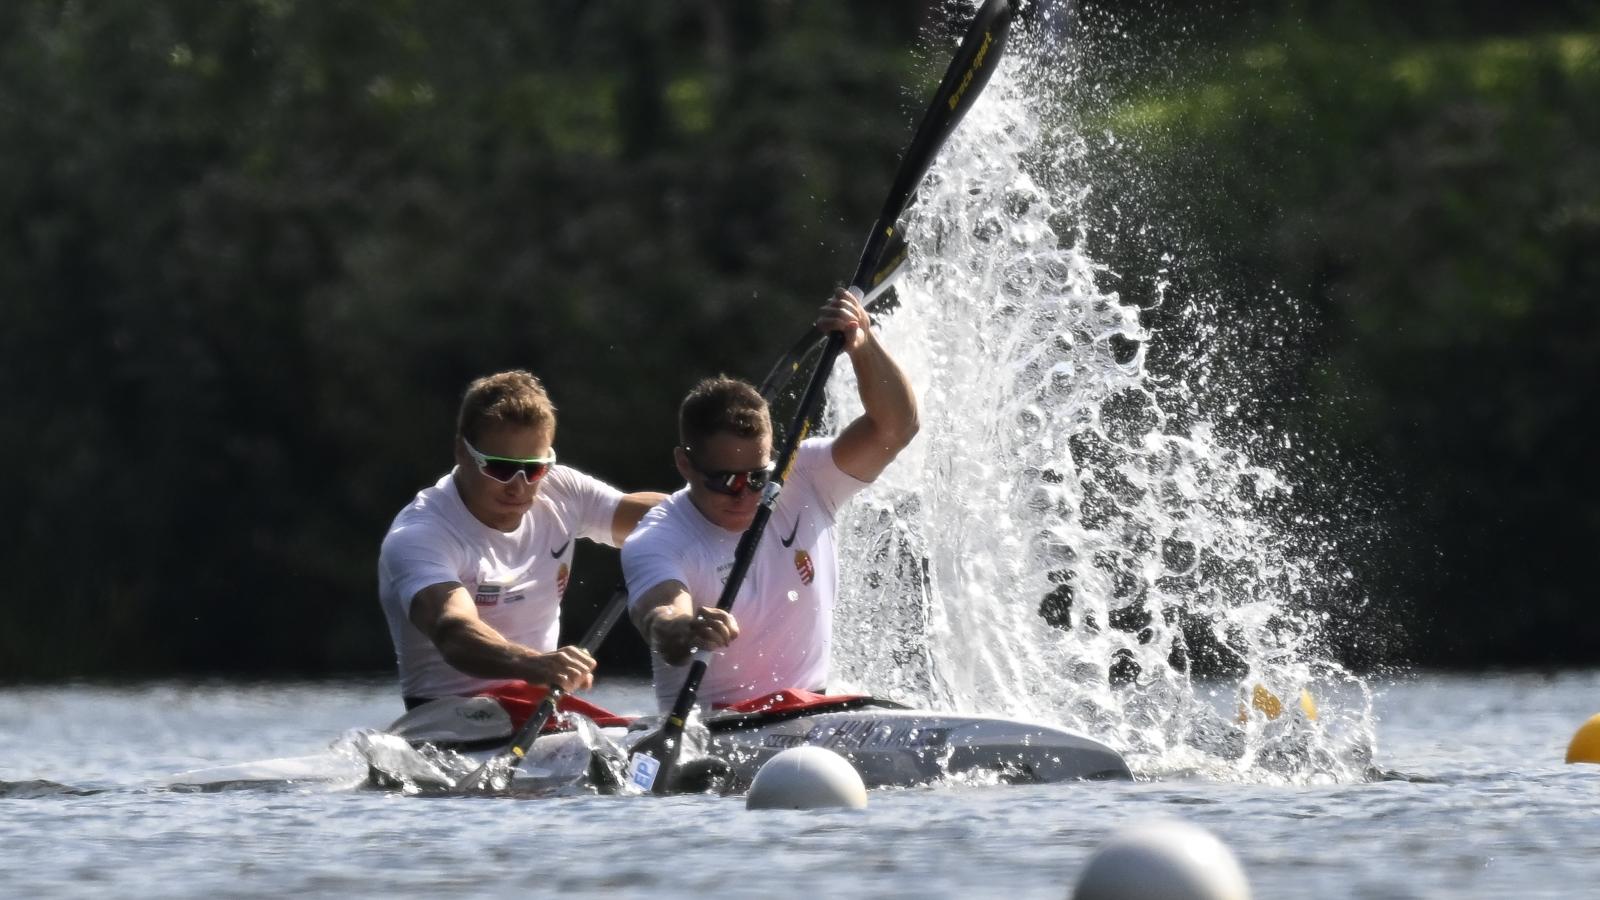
[745,746,867,810]
[1074,819,1250,900]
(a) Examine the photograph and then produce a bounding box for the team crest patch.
[474,583,503,607]
[557,563,570,597]
[793,550,814,586]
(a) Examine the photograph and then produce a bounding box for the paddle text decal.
[627,752,660,791]
[947,31,995,112]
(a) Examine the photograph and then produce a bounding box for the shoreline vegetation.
[3,3,1594,678]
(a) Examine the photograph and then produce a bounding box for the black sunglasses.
[682,448,776,497]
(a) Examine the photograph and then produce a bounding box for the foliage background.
[2,0,1594,680]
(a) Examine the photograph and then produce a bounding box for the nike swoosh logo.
[780,517,800,548]
[552,539,571,559]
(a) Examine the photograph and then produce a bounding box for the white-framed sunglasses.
[463,437,557,484]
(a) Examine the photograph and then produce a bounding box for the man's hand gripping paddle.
[455,586,629,792]
[757,231,910,402]
[627,0,1019,795]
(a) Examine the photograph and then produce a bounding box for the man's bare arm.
[824,290,920,482]
[408,583,595,691]
[628,579,739,666]
[611,491,668,546]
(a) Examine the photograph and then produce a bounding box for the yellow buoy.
[1566,713,1600,764]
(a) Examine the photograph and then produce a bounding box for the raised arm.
[408,582,596,691]
[822,288,921,482]
[628,579,740,666]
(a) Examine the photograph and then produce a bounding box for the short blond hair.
[456,370,557,442]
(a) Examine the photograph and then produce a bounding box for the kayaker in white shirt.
[378,369,664,713]
[622,289,919,710]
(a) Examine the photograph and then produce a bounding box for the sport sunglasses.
[463,438,557,484]
[682,448,776,497]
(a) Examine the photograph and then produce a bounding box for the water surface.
[3,672,1596,899]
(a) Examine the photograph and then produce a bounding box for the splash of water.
[825,28,1374,783]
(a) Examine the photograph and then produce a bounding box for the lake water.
[2,671,1597,899]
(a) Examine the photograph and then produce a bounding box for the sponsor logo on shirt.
[780,516,802,548]
[794,549,814,585]
[552,538,571,559]
[474,583,503,607]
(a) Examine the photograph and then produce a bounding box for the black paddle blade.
[626,733,734,795]
[666,755,735,795]
[582,731,634,794]
[625,728,679,794]
[850,0,1018,289]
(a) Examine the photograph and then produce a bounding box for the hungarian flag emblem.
[793,550,814,585]
[557,563,570,597]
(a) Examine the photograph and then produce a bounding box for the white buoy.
[745,746,867,810]
[1074,819,1250,900]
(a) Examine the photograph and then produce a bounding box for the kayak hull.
[164,697,1133,793]
[701,705,1132,787]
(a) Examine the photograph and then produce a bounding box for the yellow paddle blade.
[1236,684,1319,723]
[1297,688,1319,722]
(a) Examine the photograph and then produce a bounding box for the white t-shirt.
[622,438,868,711]
[377,466,622,699]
